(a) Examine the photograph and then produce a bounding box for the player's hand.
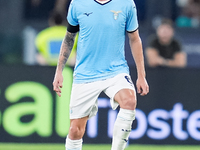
[136,77,149,96]
[53,71,63,97]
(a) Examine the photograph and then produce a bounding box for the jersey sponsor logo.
[110,10,122,20]
[83,12,93,16]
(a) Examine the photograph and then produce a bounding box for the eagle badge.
[110,10,122,20]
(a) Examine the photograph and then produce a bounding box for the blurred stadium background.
[0,0,200,149]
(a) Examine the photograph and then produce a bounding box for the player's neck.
[96,0,111,4]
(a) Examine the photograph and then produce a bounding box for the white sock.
[111,108,136,150]
[65,135,82,150]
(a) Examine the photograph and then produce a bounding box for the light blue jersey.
[67,0,138,84]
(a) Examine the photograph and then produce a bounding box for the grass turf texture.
[0,144,200,150]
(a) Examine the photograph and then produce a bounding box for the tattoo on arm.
[58,32,76,70]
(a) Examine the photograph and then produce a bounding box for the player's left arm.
[128,30,149,96]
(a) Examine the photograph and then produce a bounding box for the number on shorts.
[125,76,133,85]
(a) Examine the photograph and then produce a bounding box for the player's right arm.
[53,31,77,97]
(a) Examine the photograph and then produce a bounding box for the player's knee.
[69,125,85,140]
[120,96,137,110]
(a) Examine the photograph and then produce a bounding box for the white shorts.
[69,73,136,119]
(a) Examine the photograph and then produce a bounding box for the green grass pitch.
[0,144,200,150]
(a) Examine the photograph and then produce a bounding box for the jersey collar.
[94,0,112,5]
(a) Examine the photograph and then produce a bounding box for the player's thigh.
[114,88,137,110]
[70,81,102,119]
[104,73,136,110]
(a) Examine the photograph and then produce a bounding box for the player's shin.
[111,108,136,150]
[65,135,83,150]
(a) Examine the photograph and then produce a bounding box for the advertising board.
[0,66,199,144]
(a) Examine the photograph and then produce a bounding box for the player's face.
[157,24,174,44]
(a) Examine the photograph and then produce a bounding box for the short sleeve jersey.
[67,0,138,83]
[148,36,182,59]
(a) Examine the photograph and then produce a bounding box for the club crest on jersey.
[110,10,122,20]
